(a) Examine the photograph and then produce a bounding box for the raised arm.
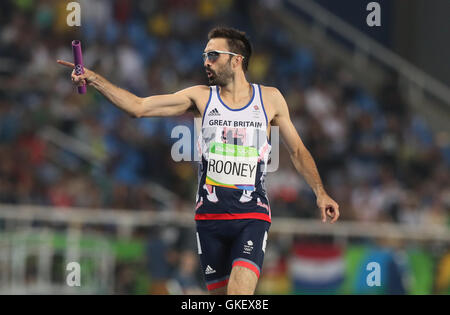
[269,87,340,223]
[57,60,201,118]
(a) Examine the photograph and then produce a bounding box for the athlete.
[57,27,340,295]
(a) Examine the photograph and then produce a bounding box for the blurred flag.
[289,243,344,294]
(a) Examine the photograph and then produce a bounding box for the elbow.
[130,111,141,119]
[289,145,307,169]
[129,111,138,119]
[290,145,303,160]
[131,98,146,118]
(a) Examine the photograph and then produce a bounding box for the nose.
[204,58,212,68]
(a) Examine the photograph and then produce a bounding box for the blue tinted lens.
[203,51,219,62]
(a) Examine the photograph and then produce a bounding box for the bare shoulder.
[175,84,210,101]
[259,85,283,98]
[259,85,286,107]
[259,85,286,121]
[175,85,211,116]
[176,84,210,95]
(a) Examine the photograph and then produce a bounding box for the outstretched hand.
[316,193,340,223]
[57,59,97,87]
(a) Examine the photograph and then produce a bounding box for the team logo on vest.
[208,108,221,116]
[251,104,261,119]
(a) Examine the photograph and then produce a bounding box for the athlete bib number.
[206,142,258,191]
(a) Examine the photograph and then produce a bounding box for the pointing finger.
[57,59,75,68]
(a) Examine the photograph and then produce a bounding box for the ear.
[233,55,242,70]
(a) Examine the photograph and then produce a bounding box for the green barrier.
[407,249,434,295]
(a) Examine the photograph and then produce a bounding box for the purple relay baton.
[71,40,86,94]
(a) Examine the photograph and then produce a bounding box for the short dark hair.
[208,27,252,72]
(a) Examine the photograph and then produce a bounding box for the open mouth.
[206,69,214,78]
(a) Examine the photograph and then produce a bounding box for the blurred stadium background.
[0,0,449,294]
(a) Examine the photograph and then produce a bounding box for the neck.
[220,71,251,102]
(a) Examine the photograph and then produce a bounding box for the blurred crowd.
[0,0,449,293]
[1,0,448,224]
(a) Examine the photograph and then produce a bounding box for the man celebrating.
[57,27,339,295]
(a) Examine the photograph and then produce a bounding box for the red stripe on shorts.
[206,278,229,291]
[195,212,271,223]
[232,260,260,278]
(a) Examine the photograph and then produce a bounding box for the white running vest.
[195,83,272,222]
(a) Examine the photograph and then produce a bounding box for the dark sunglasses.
[202,50,244,62]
